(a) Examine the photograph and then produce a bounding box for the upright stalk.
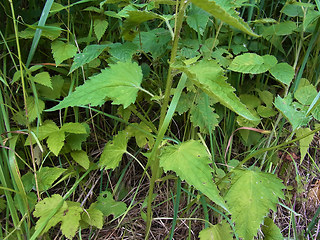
[145,1,188,238]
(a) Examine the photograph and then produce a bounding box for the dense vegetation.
[1,0,320,239]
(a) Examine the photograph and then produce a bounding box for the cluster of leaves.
[2,0,320,239]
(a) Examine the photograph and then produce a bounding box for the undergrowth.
[1,0,320,239]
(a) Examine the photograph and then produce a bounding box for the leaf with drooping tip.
[47,61,143,111]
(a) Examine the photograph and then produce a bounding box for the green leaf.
[26,96,45,123]
[176,91,194,115]
[48,61,143,111]
[257,90,274,107]
[34,194,68,233]
[26,120,59,145]
[269,63,295,86]
[47,130,65,156]
[108,42,138,62]
[82,204,103,229]
[19,23,62,40]
[37,167,67,191]
[159,140,228,211]
[262,21,297,37]
[199,221,233,240]
[61,122,87,134]
[190,92,219,133]
[295,128,314,162]
[94,18,108,42]
[99,131,129,170]
[69,44,108,73]
[95,191,127,218]
[261,217,283,240]
[228,53,277,74]
[32,72,52,88]
[188,60,258,121]
[257,105,277,118]
[65,123,90,151]
[295,85,317,105]
[274,95,311,130]
[51,40,77,66]
[240,94,261,109]
[60,202,83,239]
[133,28,171,59]
[70,150,90,169]
[190,0,259,37]
[126,122,154,148]
[186,4,210,35]
[38,75,64,99]
[34,196,83,239]
[225,169,284,240]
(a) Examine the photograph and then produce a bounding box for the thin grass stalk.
[169,178,181,240]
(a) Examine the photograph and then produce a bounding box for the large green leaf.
[48,61,143,111]
[69,44,108,73]
[187,60,259,121]
[190,0,259,37]
[225,169,285,240]
[228,53,277,74]
[32,72,52,88]
[199,221,233,240]
[159,140,228,211]
[99,131,129,170]
[37,167,67,191]
[186,4,210,35]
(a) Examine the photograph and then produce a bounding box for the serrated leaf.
[123,10,161,32]
[95,191,127,218]
[82,204,103,229]
[70,150,90,169]
[47,130,65,156]
[69,44,108,73]
[188,60,258,121]
[199,221,233,240]
[261,217,283,240]
[32,72,52,88]
[133,28,171,58]
[61,202,83,239]
[26,120,59,145]
[108,42,138,62]
[51,40,77,66]
[94,18,108,42]
[274,95,311,130]
[37,167,67,191]
[269,63,295,86]
[176,91,194,114]
[159,140,228,211]
[65,125,90,151]
[48,61,143,111]
[228,53,277,74]
[186,4,210,35]
[296,128,314,162]
[26,96,45,123]
[225,169,285,240]
[190,92,219,133]
[295,85,317,105]
[99,131,130,170]
[38,75,64,99]
[34,194,68,233]
[190,0,259,37]
[34,196,83,239]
